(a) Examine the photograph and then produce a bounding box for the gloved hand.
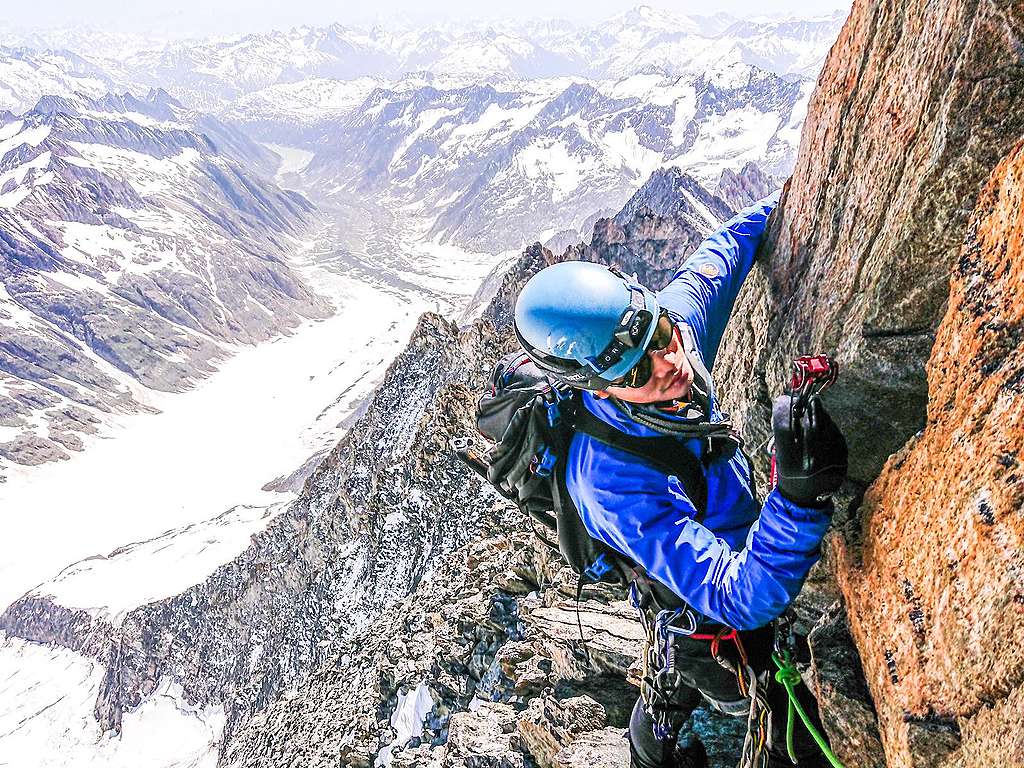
[772,394,848,507]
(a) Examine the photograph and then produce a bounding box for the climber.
[512,193,848,768]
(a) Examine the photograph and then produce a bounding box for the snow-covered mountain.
[0,47,126,115]
[0,90,328,474]
[299,67,806,252]
[133,11,842,109]
[0,9,846,114]
[593,10,847,80]
[0,10,825,476]
[221,77,381,145]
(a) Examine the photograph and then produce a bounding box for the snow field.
[0,204,502,614]
[0,635,224,768]
[0,271,415,612]
[0,122,50,160]
[263,143,315,181]
[66,141,201,197]
[33,502,288,627]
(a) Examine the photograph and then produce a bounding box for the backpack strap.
[552,461,635,586]
[572,405,709,520]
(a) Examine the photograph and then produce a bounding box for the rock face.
[720,0,1024,484]
[708,1,1024,766]
[713,162,776,212]
[833,140,1024,767]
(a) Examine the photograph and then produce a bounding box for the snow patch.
[263,142,315,182]
[516,140,592,199]
[376,682,435,767]
[601,124,663,181]
[390,107,460,170]
[0,123,50,163]
[66,142,200,197]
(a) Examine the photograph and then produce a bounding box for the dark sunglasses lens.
[649,315,674,351]
[621,315,672,388]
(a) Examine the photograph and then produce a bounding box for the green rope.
[771,651,847,768]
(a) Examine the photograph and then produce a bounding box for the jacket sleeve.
[657,192,779,371]
[568,438,830,630]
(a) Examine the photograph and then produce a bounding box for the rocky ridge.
[219,182,757,767]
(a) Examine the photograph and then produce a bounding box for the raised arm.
[657,191,780,370]
[567,434,830,630]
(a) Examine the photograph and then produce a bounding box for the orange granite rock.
[834,140,1024,767]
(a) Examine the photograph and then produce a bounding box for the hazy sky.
[2,0,850,40]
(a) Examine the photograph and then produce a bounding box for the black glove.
[772,393,848,507]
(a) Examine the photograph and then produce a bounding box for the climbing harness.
[631,585,706,740]
[630,581,774,767]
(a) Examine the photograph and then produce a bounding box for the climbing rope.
[771,651,847,768]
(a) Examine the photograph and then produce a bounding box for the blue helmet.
[514,261,661,390]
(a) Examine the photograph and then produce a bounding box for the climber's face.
[597,323,694,404]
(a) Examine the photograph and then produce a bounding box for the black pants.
[628,626,831,768]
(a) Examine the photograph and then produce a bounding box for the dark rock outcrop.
[714,162,776,212]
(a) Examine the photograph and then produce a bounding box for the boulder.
[441,703,526,768]
[516,695,609,768]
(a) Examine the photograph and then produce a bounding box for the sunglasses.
[616,311,676,389]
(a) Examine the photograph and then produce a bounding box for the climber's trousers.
[628,626,832,768]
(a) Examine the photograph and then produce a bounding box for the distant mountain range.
[294,68,805,252]
[0,8,846,112]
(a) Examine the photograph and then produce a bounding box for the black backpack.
[456,351,714,598]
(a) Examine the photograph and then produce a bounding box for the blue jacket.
[565,193,831,630]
